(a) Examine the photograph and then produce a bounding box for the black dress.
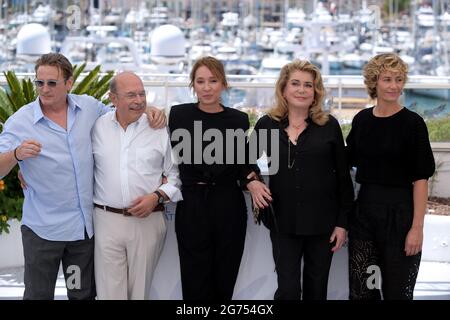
[346,106,435,300]
[252,114,354,300]
[168,102,251,300]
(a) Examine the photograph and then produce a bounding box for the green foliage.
[71,64,114,105]
[0,89,13,123]
[248,109,259,129]
[339,117,450,142]
[0,71,37,123]
[382,0,411,16]
[0,168,23,234]
[340,123,352,141]
[72,63,86,83]
[0,64,113,234]
[426,117,450,142]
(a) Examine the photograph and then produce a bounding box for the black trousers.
[175,185,247,300]
[270,232,333,300]
[21,225,96,300]
[348,184,421,300]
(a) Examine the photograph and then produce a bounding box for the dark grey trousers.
[21,225,96,300]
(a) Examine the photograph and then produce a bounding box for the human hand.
[247,179,272,209]
[330,226,347,252]
[147,106,166,129]
[127,194,158,218]
[18,170,27,190]
[405,226,423,256]
[15,140,42,161]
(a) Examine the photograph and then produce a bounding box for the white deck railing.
[2,73,450,110]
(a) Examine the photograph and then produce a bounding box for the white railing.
[1,73,449,122]
[3,73,450,86]
[2,73,450,93]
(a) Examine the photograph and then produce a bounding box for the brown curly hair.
[363,53,408,99]
[268,59,329,126]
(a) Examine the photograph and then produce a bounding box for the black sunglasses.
[34,79,63,88]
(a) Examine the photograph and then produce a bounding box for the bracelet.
[242,175,259,190]
[14,148,22,162]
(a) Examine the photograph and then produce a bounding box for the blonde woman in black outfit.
[346,53,435,300]
[248,60,354,300]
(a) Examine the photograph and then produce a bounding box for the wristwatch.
[154,190,165,204]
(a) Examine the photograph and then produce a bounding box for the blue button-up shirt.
[0,94,109,241]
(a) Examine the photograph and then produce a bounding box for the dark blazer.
[168,102,252,186]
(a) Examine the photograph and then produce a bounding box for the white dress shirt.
[92,111,182,208]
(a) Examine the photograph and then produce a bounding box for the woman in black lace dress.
[346,53,435,300]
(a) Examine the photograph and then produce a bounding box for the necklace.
[287,139,295,169]
[286,117,306,169]
[290,121,305,130]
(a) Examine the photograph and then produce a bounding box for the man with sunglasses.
[0,53,165,300]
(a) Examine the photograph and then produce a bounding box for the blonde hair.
[189,56,228,90]
[268,59,329,126]
[363,53,408,99]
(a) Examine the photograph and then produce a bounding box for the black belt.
[183,181,239,188]
[94,203,165,216]
[182,181,239,203]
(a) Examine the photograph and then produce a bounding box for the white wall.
[0,220,24,269]
[430,143,450,198]
[422,215,450,263]
[1,196,447,299]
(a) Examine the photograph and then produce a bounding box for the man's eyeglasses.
[34,79,63,88]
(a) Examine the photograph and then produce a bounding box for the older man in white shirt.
[92,71,182,300]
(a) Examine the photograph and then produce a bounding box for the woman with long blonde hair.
[248,60,354,300]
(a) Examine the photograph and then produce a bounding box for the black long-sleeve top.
[168,103,252,186]
[252,114,354,235]
[346,107,435,187]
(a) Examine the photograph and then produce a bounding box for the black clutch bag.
[253,202,277,231]
[250,173,278,231]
